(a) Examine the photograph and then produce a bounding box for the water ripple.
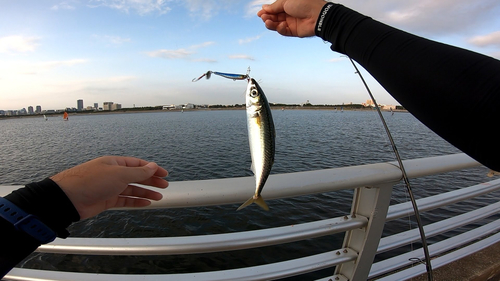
[1,110,494,279]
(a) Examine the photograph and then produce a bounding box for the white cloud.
[51,1,77,10]
[328,57,346,63]
[239,35,261,45]
[193,58,217,63]
[181,0,242,20]
[336,0,500,36]
[190,41,215,49]
[88,0,171,15]
[0,35,41,53]
[146,48,193,59]
[228,54,255,61]
[246,0,272,18]
[34,59,88,71]
[490,51,500,59]
[91,75,136,84]
[0,59,87,75]
[468,31,500,47]
[183,0,217,20]
[146,41,215,60]
[93,34,131,45]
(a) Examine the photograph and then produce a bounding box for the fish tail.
[237,195,269,211]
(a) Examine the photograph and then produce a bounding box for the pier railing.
[3,153,500,280]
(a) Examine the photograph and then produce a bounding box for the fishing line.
[347,57,434,281]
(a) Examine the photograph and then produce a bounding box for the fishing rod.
[347,57,434,280]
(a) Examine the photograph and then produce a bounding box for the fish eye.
[250,88,259,97]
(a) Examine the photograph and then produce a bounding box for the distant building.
[363,100,374,107]
[35,105,41,113]
[94,103,98,110]
[111,103,121,111]
[28,106,34,115]
[103,102,113,111]
[381,104,396,110]
[162,104,195,110]
[77,99,84,111]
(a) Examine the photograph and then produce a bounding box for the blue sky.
[1,0,500,110]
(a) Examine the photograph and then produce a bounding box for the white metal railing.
[3,153,499,281]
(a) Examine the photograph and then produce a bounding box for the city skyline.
[0,99,118,114]
[1,97,400,116]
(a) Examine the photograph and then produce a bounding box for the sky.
[1,0,500,111]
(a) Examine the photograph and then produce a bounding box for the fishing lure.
[192,67,251,82]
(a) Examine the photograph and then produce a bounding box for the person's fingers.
[115,157,169,179]
[256,8,266,18]
[264,19,280,31]
[259,13,278,23]
[135,177,169,188]
[153,165,169,178]
[261,12,290,34]
[115,196,152,208]
[121,185,164,201]
[261,1,286,14]
[276,22,293,36]
[110,156,149,168]
[117,162,159,183]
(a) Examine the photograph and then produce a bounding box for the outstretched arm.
[258,0,500,171]
[0,156,168,277]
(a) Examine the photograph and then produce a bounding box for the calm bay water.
[0,110,496,279]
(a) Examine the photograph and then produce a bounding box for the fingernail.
[146,162,157,169]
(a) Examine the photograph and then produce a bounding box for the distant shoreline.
[0,106,408,120]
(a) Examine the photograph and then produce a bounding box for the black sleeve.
[316,3,500,171]
[0,178,80,278]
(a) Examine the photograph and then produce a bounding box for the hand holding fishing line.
[51,156,169,220]
[257,0,325,37]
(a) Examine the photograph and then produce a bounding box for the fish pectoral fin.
[237,196,269,211]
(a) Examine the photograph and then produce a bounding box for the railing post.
[333,183,395,280]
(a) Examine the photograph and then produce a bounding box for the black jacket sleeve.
[316,3,500,171]
[0,178,80,278]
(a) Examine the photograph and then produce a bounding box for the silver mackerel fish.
[237,78,275,211]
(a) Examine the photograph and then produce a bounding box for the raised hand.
[257,0,326,37]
